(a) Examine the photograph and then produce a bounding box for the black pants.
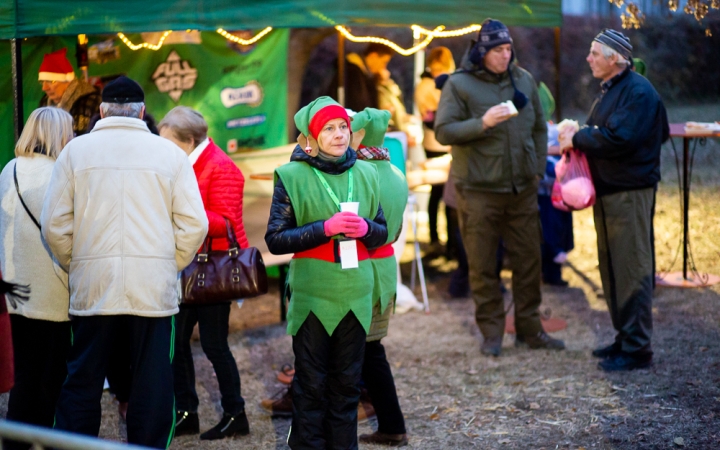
[538,195,574,284]
[425,149,448,246]
[289,312,366,450]
[54,315,174,449]
[5,315,71,450]
[362,340,405,435]
[173,302,244,415]
[106,334,132,403]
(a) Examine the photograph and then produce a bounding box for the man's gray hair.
[100,102,144,118]
[598,43,631,68]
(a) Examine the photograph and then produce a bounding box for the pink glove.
[344,217,369,239]
[324,212,365,237]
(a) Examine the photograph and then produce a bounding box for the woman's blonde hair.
[14,107,73,159]
[157,106,208,145]
[427,46,456,73]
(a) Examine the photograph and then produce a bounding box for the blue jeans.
[173,303,245,415]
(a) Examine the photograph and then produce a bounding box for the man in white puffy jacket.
[40,76,208,448]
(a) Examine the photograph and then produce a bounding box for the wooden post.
[554,27,562,122]
[337,31,345,106]
[77,34,89,82]
[11,38,24,141]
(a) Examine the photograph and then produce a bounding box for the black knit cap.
[593,29,632,60]
[102,76,145,103]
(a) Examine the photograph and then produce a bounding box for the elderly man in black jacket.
[561,29,669,372]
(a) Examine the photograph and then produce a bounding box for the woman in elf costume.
[265,96,388,449]
[351,108,410,447]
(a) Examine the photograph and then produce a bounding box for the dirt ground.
[2,135,719,449]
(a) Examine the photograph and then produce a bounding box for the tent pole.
[77,34,89,82]
[412,29,425,117]
[11,38,24,141]
[554,26,562,122]
[337,31,345,107]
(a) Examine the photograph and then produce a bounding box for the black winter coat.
[573,69,669,197]
[265,146,387,256]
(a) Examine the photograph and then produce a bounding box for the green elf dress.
[351,108,409,341]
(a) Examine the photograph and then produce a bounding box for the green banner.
[0,29,288,167]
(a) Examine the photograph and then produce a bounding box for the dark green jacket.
[435,64,547,194]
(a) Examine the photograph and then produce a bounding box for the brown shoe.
[259,386,293,417]
[359,431,408,447]
[515,331,565,350]
[118,401,128,422]
[480,335,503,357]
[358,398,376,424]
[276,364,295,385]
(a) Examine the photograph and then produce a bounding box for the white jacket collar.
[188,138,211,165]
[91,117,150,133]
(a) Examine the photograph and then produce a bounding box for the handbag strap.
[200,218,240,254]
[13,162,41,230]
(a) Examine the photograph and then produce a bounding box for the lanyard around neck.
[311,167,353,211]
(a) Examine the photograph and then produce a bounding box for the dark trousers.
[447,207,469,297]
[456,184,543,339]
[173,302,244,416]
[54,315,175,449]
[289,312,366,450]
[594,188,655,354]
[425,149,448,246]
[5,315,71,450]
[538,195,574,284]
[362,340,405,435]
[106,334,132,403]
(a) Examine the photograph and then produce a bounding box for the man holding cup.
[435,19,564,357]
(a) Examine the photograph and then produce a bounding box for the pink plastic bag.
[551,149,595,211]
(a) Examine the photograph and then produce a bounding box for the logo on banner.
[220,81,263,108]
[226,114,266,129]
[152,50,198,102]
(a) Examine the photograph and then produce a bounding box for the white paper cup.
[340,202,359,214]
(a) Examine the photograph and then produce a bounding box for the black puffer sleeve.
[359,203,388,250]
[265,178,331,255]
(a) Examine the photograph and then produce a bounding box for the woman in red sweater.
[159,106,250,441]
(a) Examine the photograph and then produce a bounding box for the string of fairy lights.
[115,1,718,53]
[115,24,485,54]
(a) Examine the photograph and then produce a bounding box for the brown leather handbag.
[180,219,268,305]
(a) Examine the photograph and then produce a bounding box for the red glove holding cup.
[324,212,368,238]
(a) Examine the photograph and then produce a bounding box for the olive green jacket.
[435,63,547,194]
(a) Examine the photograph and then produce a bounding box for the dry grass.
[2,133,719,449]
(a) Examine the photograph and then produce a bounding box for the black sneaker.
[174,410,199,436]
[598,352,652,372]
[480,336,503,357]
[200,411,250,440]
[592,342,621,359]
[359,431,409,447]
[516,331,565,350]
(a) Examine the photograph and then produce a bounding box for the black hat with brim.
[102,76,145,103]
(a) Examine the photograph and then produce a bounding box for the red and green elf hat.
[294,96,350,140]
[350,108,391,148]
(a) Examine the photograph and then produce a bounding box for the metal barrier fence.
[0,420,149,450]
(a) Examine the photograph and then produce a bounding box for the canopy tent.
[2,0,563,160]
[0,0,561,39]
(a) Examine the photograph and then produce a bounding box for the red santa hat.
[38,48,75,82]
